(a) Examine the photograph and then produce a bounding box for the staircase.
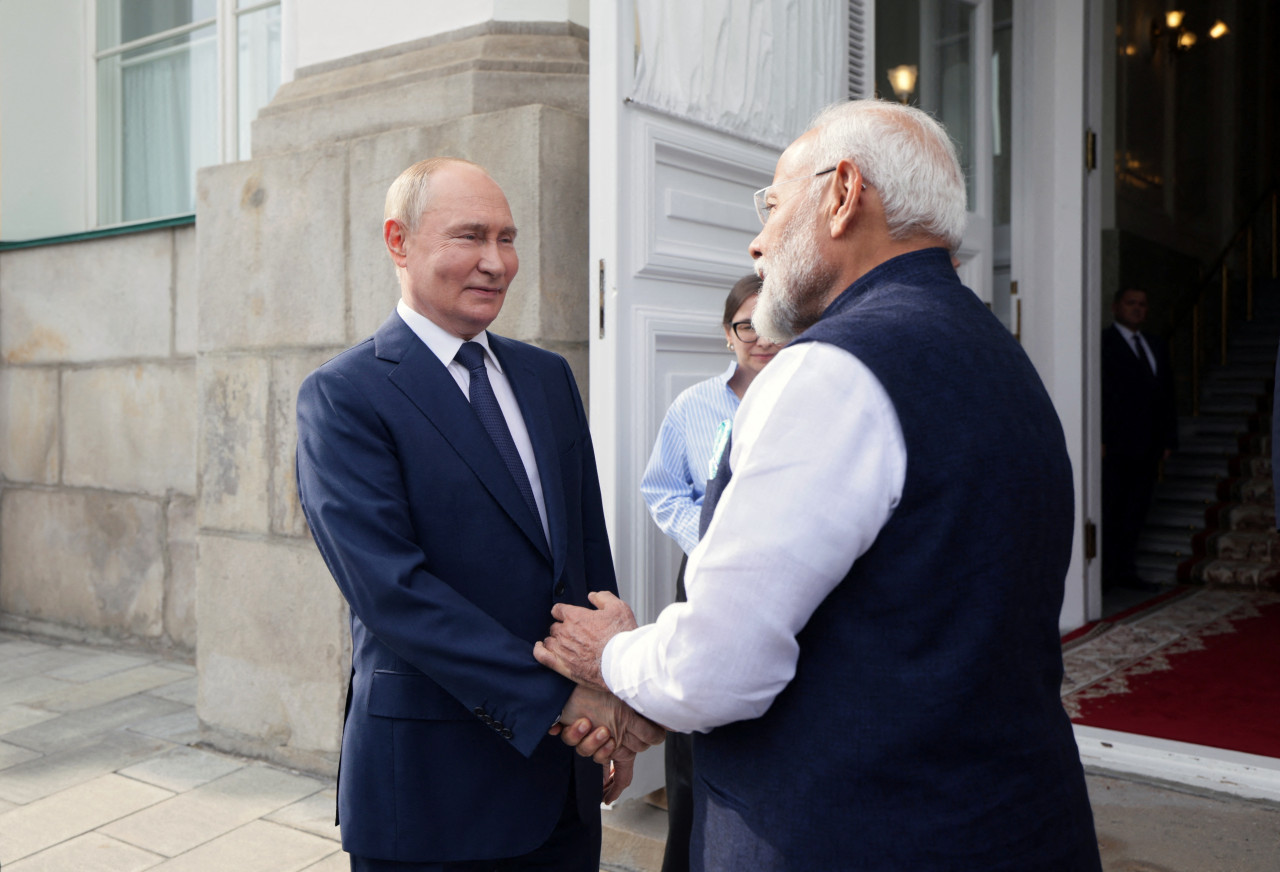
[1136,285,1280,591]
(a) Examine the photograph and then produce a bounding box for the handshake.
[537,591,666,802]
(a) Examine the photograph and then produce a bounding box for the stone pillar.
[194,21,589,773]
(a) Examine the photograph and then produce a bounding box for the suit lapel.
[491,336,567,581]
[377,316,551,562]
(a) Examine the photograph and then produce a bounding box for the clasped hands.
[538,591,665,801]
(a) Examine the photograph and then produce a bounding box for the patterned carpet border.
[1060,588,1280,719]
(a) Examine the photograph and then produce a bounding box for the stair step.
[1137,528,1195,557]
[1134,553,1180,584]
[1145,504,1205,528]
[1192,559,1280,591]
[1161,456,1230,478]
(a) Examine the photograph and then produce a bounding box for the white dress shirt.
[602,341,908,733]
[1113,322,1157,374]
[396,299,550,542]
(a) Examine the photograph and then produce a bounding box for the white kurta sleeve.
[602,342,907,732]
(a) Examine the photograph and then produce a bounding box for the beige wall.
[0,227,199,652]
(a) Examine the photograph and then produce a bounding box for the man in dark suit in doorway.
[1102,287,1178,590]
[296,157,663,871]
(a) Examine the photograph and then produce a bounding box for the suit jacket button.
[473,707,486,717]
[554,583,566,597]
[501,728,513,739]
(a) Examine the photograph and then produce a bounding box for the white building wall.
[288,0,587,73]
[0,0,91,240]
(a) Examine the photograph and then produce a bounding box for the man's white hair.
[801,100,967,251]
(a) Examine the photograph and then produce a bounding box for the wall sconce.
[1150,10,1228,56]
[886,64,918,104]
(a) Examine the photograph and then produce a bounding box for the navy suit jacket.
[296,312,616,863]
[1101,324,1178,459]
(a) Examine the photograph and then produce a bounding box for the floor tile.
[299,851,350,872]
[118,746,244,794]
[45,651,154,683]
[0,773,172,865]
[0,738,42,769]
[29,665,193,713]
[0,729,171,805]
[264,787,342,842]
[2,693,186,753]
[101,764,329,857]
[145,820,335,872]
[0,648,91,682]
[0,703,59,735]
[0,638,54,662]
[4,831,164,872]
[0,676,71,707]
[147,676,197,706]
[127,709,201,744]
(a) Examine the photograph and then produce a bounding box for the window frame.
[89,0,281,229]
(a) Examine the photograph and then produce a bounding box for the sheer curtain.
[97,0,218,225]
[632,0,845,147]
[119,33,216,221]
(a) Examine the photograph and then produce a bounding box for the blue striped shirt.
[640,361,740,554]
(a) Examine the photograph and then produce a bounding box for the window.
[95,0,280,226]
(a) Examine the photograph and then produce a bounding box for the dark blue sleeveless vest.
[694,248,1100,871]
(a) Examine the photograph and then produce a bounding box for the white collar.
[396,299,502,374]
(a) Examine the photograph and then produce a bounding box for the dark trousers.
[349,769,600,872]
[661,556,693,872]
[1102,452,1159,585]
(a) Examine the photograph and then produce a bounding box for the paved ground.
[3,628,1279,871]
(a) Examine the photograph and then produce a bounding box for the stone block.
[270,352,339,538]
[252,26,588,158]
[0,232,172,364]
[345,104,589,347]
[196,151,347,352]
[199,355,270,534]
[0,366,59,483]
[196,535,348,765]
[62,363,197,496]
[166,495,198,651]
[174,225,198,356]
[0,489,165,639]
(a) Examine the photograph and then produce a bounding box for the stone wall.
[0,227,199,652]
[193,21,590,774]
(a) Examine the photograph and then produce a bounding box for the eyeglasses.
[730,320,758,343]
[753,167,836,225]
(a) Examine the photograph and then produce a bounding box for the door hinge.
[1084,128,1097,172]
[1084,519,1097,560]
[598,258,606,339]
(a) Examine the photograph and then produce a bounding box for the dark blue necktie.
[1132,333,1155,375]
[455,341,540,523]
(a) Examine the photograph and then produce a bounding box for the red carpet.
[1061,588,1280,758]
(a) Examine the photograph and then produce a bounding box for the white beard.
[753,205,839,344]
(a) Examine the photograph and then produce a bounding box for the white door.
[588,0,848,796]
